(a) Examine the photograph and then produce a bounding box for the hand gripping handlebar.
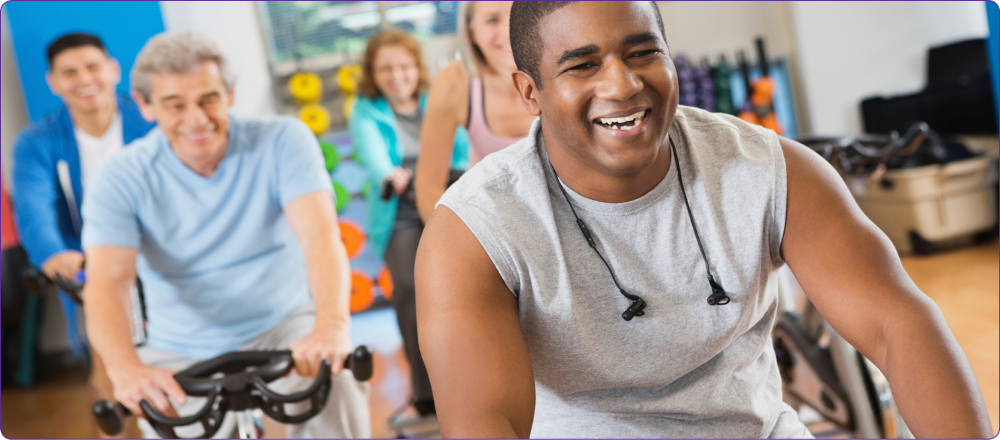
[93,346,373,439]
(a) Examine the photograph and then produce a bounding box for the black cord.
[547,131,729,321]
[548,160,646,321]
[668,137,730,306]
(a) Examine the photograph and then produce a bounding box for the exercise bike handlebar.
[93,346,374,438]
[53,272,85,305]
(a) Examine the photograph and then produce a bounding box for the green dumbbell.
[319,140,340,172]
[333,181,350,212]
[360,180,371,199]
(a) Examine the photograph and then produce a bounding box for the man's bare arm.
[284,191,353,378]
[780,137,992,438]
[416,206,535,438]
[83,246,185,416]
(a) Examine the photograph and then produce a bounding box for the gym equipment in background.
[712,55,736,116]
[694,58,715,112]
[674,55,699,109]
[299,104,332,136]
[349,270,376,314]
[337,64,362,119]
[750,38,782,135]
[289,71,323,104]
[737,50,758,125]
[286,71,394,314]
[862,38,998,136]
[799,123,997,254]
[93,347,374,439]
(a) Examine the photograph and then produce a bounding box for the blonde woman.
[414,1,536,221]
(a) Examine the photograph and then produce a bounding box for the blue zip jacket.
[350,94,470,259]
[12,93,155,269]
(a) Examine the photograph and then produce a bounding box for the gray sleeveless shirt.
[439,106,810,438]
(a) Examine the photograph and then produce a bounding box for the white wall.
[159,1,277,116]
[790,1,989,135]
[658,2,796,61]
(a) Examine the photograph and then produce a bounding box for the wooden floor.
[2,240,997,438]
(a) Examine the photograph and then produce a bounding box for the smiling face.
[134,61,233,171]
[469,1,517,73]
[46,46,121,114]
[373,44,420,104]
[515,2,678,176]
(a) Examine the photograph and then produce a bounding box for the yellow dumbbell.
[336,64,362,95]
[288,72,323,104]
[299,104,331,135]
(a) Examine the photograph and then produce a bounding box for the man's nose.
[595,59,643,102]
[182,104,211,127]
[77,69,97,85]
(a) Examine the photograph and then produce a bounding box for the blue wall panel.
[987,1,999,123]
[4,1,165,122]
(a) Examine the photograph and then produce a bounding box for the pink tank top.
[467,77,525,165]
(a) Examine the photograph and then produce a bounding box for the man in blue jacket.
[11,32,154,425]
[13,33,154,293]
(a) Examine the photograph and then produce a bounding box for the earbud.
[622,297,646,321]
[706,276,730,306]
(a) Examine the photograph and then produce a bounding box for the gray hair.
[131,32,236,103]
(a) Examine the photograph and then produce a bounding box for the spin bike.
[773,269,911,438]
[58,268,374,439]
[92,347,374,439]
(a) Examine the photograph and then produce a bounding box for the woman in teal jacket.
[350,30,469,421]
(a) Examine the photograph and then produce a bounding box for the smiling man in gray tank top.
[414,2,992,438]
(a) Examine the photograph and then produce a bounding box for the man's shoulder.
[674,105,780,169]
[16,108,68,147]
[229,113,313,147]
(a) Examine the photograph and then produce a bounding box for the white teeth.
[75,85,99,97]
[598,110,647,128]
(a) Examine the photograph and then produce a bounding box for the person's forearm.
[84,280,142,375]
[881,297,992,438]
[303,229,351,329]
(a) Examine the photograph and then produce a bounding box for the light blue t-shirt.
[82,114,332,360]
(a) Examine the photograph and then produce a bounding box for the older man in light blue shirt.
[81,32,370,438]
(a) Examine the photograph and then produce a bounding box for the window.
[258,1,459,76]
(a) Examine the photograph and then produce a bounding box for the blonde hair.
[358,29,429,99]
[457,1,488,78]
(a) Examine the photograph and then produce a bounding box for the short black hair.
[47,33,108,68]
[510,1,666,88]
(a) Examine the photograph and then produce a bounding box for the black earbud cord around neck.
[547,134,731,322]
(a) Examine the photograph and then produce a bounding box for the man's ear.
[109,57,122,87]
[512,71,541,117]
[131,90,156,122]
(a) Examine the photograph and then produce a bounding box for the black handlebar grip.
[54,273,85,305]
[345,346,373,382]
[93,400,130,436]
[381,179,394,201]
